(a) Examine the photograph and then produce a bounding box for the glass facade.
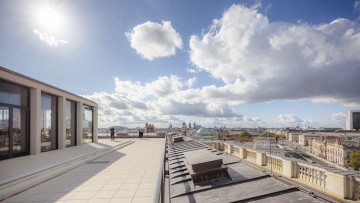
[82,105,93,143]
[0,80,29,160]
[66,100,76,147]
[353,112,360,130]
[0,106,9,158]
[41,93,57,152]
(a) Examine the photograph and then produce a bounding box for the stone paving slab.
[0,139,131,185]
[1,138,165,203]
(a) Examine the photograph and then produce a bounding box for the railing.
[204,142,359,200]
[296,162,327,188]
[153,136,167,203]
[266,155,283,172]
[246,150,257,162]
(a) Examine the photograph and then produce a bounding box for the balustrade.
[297,163,326,188]
[266,156,283,172]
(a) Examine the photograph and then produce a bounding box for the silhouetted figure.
[110,126,115,141]
[139,128,143,138]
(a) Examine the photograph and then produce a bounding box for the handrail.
[153,135,167,203]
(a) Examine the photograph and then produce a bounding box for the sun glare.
[34,5,65,33]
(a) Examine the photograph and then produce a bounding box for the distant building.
[182,122,187,136]
[196,128,210,136]
[188,122,191,129]
[325,139,360,167]
[298,134,317,146]
[288,132,300,143]
[145,122,154,133]
[309,138,327,159]
[346,110,360,130]
[254,137,276,149]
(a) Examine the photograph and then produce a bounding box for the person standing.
[138,128,143,138]
[110,126,115,141]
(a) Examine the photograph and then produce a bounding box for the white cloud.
[330,112,346,122]
[189,4,360,106]
[278,114,302,123]
[125,21,182,60]
[33,29,68,46]
[85,4,360,128]
[186,68,200,73]
[355,1,360,20]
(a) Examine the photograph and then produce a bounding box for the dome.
[196,128,210,136]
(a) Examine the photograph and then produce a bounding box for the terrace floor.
[0,138,165,203]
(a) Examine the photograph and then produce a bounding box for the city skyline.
[1,0,360,128]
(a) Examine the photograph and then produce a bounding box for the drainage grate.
[87,161,110,164]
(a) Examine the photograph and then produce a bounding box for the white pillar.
[30,88,41,155]
[76,102,83,145]
[58,96,66,149]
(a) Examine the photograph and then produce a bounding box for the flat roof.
[166,136,336,203]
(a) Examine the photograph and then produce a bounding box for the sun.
[34,4,65,33]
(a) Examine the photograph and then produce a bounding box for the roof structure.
[166,135,337,203]
[196,128,210,136]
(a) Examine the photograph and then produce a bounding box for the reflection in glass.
[0,106,9,157]
[12,108,27,153]
[66,100,76,147]
[0,80,28,106]
[353,112,360,130]
[41,93,57,152]
[82,105,93,143]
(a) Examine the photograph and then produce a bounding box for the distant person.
[110,126,115,141]
[139,128,143,138]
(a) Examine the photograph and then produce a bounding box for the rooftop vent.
[183,149,228,184]
[172,135,184,143]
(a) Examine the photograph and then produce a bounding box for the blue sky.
[1,0,359,128]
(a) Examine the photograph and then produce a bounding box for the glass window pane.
[41,93,57,152]
[0,106,9,157]
[12,108,27,154]
[66,100,76,147]
[0,80,22,105]
[82,105,93,143]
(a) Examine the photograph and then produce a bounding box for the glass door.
[0,106,28,159]
[0,106,9,158]
[12,108,27,157]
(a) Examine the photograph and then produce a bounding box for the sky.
[1,0,360,129]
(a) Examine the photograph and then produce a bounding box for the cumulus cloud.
[330,112,346,122]
[278,114,302,123]
[125,21,182,60]
[276,114,318,127]
[83,76,241,127]
[189,4,360,106]
[355,1,360,20]
[33,29,68,46]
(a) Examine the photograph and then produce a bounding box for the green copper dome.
[196,128,210,136]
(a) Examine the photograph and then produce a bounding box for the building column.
[30,88,41,155]
[76,102,83,145]
[93,105,98,143]
[58,96,66,149]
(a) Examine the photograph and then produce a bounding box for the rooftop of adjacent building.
[166,136,341,203]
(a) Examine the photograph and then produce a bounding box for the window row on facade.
[0,73,98,160]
